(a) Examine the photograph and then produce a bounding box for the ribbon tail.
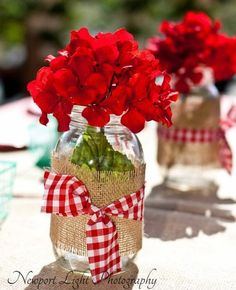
[220,134,233,174]
[86,217,121,284]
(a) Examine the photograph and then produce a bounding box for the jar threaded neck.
[70,105,123,129]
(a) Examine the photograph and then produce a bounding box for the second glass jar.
[157,83,221,191]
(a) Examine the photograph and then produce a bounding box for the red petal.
[71,27,94,42]
[85,73,107,96]
[53,102,72,132]
[129,73,149,100]
[39,111,49,126]
[121,109,145,133]
[27,79,58,113]
[114,28,134,42]
[96,45,119,64]
[50,56,68,71]
[36,67,53,86]
[67,28,95,53]
[95,32,116,47]
[69,54,94,84]
[82,106,110,127]
[135,99,155,121]
[159,106,173,127]
[27,80,41,98]
[72,88,97,105]
[168,92,179,102]
[189,71,203,84]
[175,79,190,94]
[160,20,173,34]
[53,68,78,99]
[101,86,129,115]
[98,63,114,85]
[161,73,171,90]
[152,105,172,127]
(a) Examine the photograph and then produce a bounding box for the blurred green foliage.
[0,0,73,47]
[1,0,236,49]
[1,0,236,97]
[67,0,236,44]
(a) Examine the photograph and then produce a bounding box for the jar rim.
[70,105,124,129]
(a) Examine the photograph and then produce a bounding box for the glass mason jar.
[50,106,145,274]
[157,83,221,192]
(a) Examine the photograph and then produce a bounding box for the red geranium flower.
[147,11,236,93]
[28,28,177,132]
[27,67,73,131]
[206,33,236,81]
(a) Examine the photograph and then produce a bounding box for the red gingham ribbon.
[42,171,144,284]
[158,127,220,143]
[219,105,236,173]
[158,105,236,173]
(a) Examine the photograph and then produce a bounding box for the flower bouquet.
[28,28,177,283]
[147,11,236,190]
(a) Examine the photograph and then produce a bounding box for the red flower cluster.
[206,33,236,82]
[27,28,177,133]
[147,11,236,93]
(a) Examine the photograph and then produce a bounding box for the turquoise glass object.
[0,161,16,225]
[28,117,59,168]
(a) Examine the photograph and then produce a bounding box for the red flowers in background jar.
[28,28,178,133]
[206,33,236,82]
[147,11,236,93]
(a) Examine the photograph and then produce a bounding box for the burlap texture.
[50,154,145,256]
[158,95,221,167]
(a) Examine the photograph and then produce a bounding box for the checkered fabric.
[42,171,144,284]
[158,105,236,174]
[42,171,90,216]
[158,127,220,143]
[219,105,236,173]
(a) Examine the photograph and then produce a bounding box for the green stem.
[70,125,134,172]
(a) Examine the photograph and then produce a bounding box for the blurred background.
[1,0,236,103]
[1,2,236,289]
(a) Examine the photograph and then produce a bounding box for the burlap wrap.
[158,95,221,167]
[50,154,145,257]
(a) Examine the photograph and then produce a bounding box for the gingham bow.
[158,105,236,174]
[42,171,144,284]
[219,105,236,173]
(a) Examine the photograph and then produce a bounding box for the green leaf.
[71,126,134,171]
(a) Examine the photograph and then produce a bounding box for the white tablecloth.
[0,122,236,290]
